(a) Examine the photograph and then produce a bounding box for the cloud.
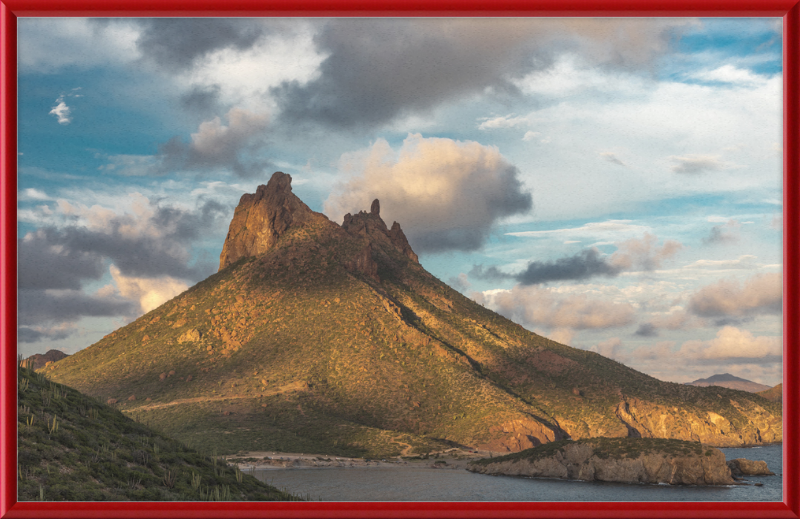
[546,328,575,346]
[589,337,627,362]
[522,131,542,142]
[478,114,528,130]
[687,272,782,319]
[49,97,72,124]
[18,288,137,327]
[17,323,78,343]
[18,230,105,290]
[487,285,636,330]
[155,108,270,177]
[272,18,693,130]
[634,323,659,337]
[20,188,51,201]
[600,152,627,166]
[683,255,757,270]
[108,265,189,313]
[325,133,532,253]
[134,18,269,71]
[677,326,781,362]
[473,233,681,285]
[507,220,650,239]
[702,219,740,245]
[17,193,228,341]
[472,248,622,285]
[669,154,726,174]
[608,232,683,271]
[180,84,223,114]
[447,273,471,293]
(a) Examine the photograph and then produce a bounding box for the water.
[254,444,782,502]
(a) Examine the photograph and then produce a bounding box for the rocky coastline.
[467,438,774,486]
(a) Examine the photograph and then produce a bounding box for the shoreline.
[224,442,783,472]
[225,449,487,471]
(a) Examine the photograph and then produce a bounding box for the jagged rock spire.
[218,172,319,270]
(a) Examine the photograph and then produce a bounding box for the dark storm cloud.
[135,18,268,70]
[180,84,223,114]
[271,19,552,130]
[18,289,136,326]
[472,248,623,285]
[18,233,104,290]
[19,199,226,288]
[634,322,659,337]
[271,18,695,130]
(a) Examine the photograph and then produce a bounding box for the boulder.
[177,328,203,344]
[107,398,118,404]
[728,458,775,476]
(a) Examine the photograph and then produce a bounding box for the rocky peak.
[219,172,321,270]
[341,201,418,264]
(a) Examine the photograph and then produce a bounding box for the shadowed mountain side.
[44,173,782,457]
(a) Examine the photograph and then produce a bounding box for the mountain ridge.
[43,173,782,457]
[686,374,772,393]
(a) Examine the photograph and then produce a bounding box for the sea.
[253,444,782,502]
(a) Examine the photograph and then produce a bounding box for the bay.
[253,444,782,502]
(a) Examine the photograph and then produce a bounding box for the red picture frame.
[1,1,798,517]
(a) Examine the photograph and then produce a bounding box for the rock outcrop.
[21,349,69,370]
[341,199,419,265]
[468,438,737,486]
[727,458,775,476]
[219,172,328,270]
[612,396,781,447]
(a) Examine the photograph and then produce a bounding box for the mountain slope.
[686,374,772,393]
[17,362,300,501]
[757,384,783,403]
[44,172,782,457]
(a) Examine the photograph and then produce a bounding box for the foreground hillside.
[17,362,300,501]
[44,172,782,458]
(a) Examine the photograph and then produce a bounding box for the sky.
[16,17,784,386]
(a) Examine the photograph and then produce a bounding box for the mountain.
[22,349,69,370]
[17,363,300,501]
[757,384,783,403]
[43,172,782,457]
[685,374,772,393]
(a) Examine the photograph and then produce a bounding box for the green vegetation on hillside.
[17,360,301,501]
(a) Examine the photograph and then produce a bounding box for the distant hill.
[17,362,300,501]
[44,172,782,457]
[757,383,783,403]
[685,374,771,393]
[21,349,68,370]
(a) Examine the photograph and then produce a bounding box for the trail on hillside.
[390,435,414,456]
[120,381,306,412]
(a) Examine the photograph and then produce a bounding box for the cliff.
[468,438,736,486]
